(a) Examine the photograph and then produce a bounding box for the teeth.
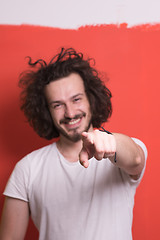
[68,119,80,125]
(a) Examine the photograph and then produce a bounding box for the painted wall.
[0,1,160,239]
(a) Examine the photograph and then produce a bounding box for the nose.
[64,103,76,119]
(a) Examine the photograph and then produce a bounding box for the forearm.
[109,133,145,178]
[0,197,29,240]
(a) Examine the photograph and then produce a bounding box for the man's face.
[45,73,92,142]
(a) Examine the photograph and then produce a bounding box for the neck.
[58,135,83,151]
[56,135,83,163]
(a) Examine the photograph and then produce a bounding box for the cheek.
[80,98,91,111]
[50,110,62,124]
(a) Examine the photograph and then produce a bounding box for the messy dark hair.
[19,48,112,140]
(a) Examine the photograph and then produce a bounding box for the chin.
[68,134,82,142]
[58,120,92,142]
[65,128,83,142]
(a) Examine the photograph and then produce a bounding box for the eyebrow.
[71,93,84,100]
[48,93,84,106]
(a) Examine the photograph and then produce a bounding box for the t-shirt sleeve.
[3,156,30,202]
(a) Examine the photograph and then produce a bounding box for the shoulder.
[17,142,56,167]
[3,143,57,201]
[11,142,57,185]
[26,142,56,159]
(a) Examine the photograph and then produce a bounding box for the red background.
[0,24,159,239]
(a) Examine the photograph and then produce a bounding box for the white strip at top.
[0,0,160,29]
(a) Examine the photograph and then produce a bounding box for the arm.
[79,130,145,180]
[110,133,145,180]
[0,197,30,240]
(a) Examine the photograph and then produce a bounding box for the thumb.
[79,148,89,168]
[81,131,94,145]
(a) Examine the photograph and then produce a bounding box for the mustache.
[60,113,86,124]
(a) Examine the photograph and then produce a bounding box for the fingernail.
[83,161,89,168]
[80,160,85,166]
[80,161,88,168]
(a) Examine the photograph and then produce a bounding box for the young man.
[0,48,147,240]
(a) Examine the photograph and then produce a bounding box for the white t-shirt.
[4,138,147,240]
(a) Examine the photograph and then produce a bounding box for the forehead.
[45,73,86,101]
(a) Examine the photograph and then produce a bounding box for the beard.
[55,113,92,142]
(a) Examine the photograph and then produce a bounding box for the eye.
[73,97,81,103]
[55,103,63,109]
[50,103,63,109]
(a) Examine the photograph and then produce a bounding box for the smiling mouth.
[60,113,86,126]
[67,118,81,125]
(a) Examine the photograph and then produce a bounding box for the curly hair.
[19,48,112,140]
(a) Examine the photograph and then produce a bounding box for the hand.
[79,129,116,168]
